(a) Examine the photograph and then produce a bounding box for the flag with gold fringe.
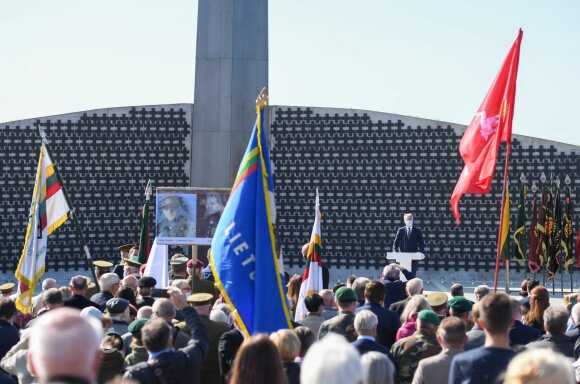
[562,183,574,271]
[528,189,541,273]
[513,180,527,266]
[15,143,70,313]
[537,183,549,268]
[210,93,292,335]
[499,185,511,262]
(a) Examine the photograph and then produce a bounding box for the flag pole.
[38,126,98,285]
[138,179,152,264]
[494,143,512,293]
[540,174,547,287]
[566,175,574,293]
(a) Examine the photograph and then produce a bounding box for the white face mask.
[405,220,413,228]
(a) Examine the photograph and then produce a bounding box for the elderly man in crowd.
[152,298,191,349]
[357,280,400,349]
[64,275,101,311]
[90,272,120,310]
[319,289,338,320]
[31,278,57,317]
[27,307,103,384]
[382,263,415,309]
[391,277,423,317]
[526,305,574,358]
[351,310,391,357]
[26,288,64,328]
[318,286,358,342]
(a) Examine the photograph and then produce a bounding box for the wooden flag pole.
[494,143,512,293]
[38,126,98,285]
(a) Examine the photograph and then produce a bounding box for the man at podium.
[393,213,425,272]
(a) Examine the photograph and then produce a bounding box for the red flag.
[451,30,523,225]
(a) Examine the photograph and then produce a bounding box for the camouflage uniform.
[390,329,441,384]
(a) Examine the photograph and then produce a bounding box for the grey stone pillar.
[190,0,268,188]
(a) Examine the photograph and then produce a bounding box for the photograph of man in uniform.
[156,194,196,243]
[196,193,227,238]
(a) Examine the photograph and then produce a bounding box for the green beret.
[128,318,149,334]
[418,309,440,325]
[448,296,473,314]
[335,286,358,303]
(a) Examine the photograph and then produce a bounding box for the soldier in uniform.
[86,260,114,298]
[391,309,442,384]
[182,293,230,384]
[113,243,138,279]
[197,194,225,238]
[169,255,189,284]
[0,282,15,299]
[157,196,195,238]
[123,249,142,278]
[187,259,219,303]
[136,276,156,309]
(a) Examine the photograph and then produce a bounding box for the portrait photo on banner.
[155,187,229,245]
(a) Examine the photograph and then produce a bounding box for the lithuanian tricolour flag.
[15,143,70,313]
[295,189,323,322]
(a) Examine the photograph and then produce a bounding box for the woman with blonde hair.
[396,295,430,340]
[504,348,574,384]
[523,286,550,334]
[271,329,301,384]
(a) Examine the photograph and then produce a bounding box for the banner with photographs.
[156,187,229,245]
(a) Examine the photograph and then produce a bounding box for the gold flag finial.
[256,87,269,108]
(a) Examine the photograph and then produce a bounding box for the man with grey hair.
[393,213,425,272]
[319,289,338,320]
[474,285,490,302]
[152,298,191,349]
[527,305,574,357]
[27,288,65,328]
[351,277,370,306]
[27,307,103,383]
[90,272,120,310]
[31,278,57,316]
[391,277,424,317]
[565,302,580,346]
[64,275,101,311]
[301,333,364,384]
[352,310,390,356]
[382,263,415,309]
[413,316,466,384]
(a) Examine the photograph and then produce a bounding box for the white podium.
[386,252,425,273]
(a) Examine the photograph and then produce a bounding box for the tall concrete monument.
[190,0,268,188]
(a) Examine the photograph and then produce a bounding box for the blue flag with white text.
[210,104,292,336]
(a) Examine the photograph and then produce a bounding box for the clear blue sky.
[1,1,579,145]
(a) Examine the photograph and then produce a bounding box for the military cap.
[128,318,149,334]
[105,298,130,314]
[418,309,440,325]
[124,254,142,268]
[160,196,181,209]
[187,259,204,269]
[93,260,113,270]
[448,296,473,314]
[335,286,358,303]
[0,282,15,294]
[187,293,213,306]
[138,276,157,288]
[171,256,189,272]
[171,253,186,261]
[118,243,138,253]
[427,292,448,308]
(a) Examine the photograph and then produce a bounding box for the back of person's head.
[28,308,102,382]
[406,278,424,296]
[543,305,569,335]
[354,310,378,336]
[437,316,466,347]
[99,273,120,292]
[41,278,57,291]
[0,297,17,320]
[137,306,153,319]
[571,302,580,324]
[122,275,138,291]
[332,283,346,293]
[141,318,171,352]
[230,334,287,384]
[383,264,400,281]
[504,348,575,384]
[479,292,513,334]
[401,295,430,324]
[70,275,88,292]
[293,326,315,358]
[171,279,190,291]
[360,351,395,384]
[346,275,357,287]
[450,283,464,297]
[526,286,550,324]
[351,277,370,300]
[474,285,490,301]
[364,280,386,304]
[210,309,229,324]
[115,285,137,306]
[270,329,301,362]
[304,293,324,313]
[101,334,123,352]
[301,333,364,384]
[519,278,531,297]
[43,288,64,309]
[320,289,335,307]
[527,279,540,295]
[510,298,522,320]
[152,298,176,321]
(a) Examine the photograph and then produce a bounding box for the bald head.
[122,275,139,293]
[28,308,103,382]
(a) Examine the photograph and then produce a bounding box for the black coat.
[393,226,424,253]
[123,307,209,384]
[218,328,244,380]
[509,320,541,347]
[64,294,101,311]
[357,302,400,349]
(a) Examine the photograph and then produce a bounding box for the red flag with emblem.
[451,30,523,225]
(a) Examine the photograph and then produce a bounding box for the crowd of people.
[1,246,580,384]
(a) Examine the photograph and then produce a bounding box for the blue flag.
[210,104,292,336]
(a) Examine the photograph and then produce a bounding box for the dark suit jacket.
[382,269,414,309]
[357,302,400,349]
[318,312,356,342]
[218,328,244,380]
[63,294,101,311]
[389,297,410,318]
[352,337,391,358]
[200,317,230,384]
[393,226,424,253]
[509,320,541,347]
[136,296,155,309]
